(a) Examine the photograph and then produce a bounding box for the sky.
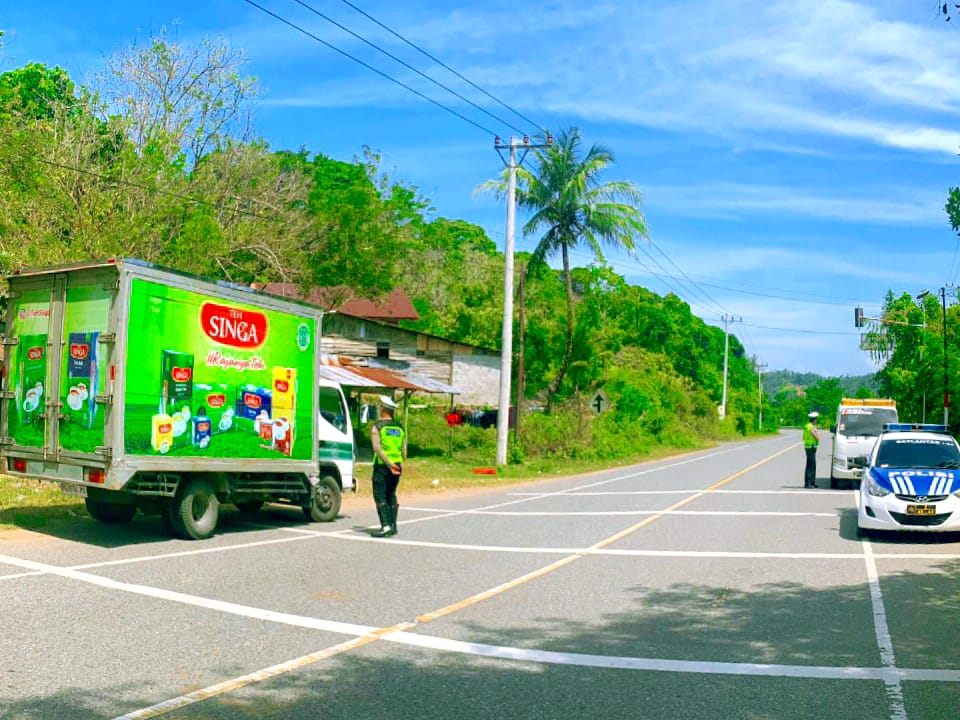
[4,0,960,377]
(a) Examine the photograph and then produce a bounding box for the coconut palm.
[502,127,648,403]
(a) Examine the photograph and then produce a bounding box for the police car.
[856,424,960,536]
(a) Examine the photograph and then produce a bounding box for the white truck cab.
[830,398,897,489]
[317,378,356,494]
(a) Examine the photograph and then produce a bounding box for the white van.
[830,398,897,489]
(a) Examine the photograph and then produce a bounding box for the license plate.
[906,504,935,516]
[60,483,87,499]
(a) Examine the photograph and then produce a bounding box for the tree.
[482,127,648,406]
[95,29,256,167]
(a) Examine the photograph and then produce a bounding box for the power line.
[289,0,530,137]
[685,273,871,306]
[646,240,731,316]
[241,0,500,137]
[743,322,859,336]
[336,0,545,133]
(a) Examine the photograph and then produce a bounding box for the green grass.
[0,477,86,530]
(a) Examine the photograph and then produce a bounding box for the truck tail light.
[86,468,105,484]
[11,458,26,472]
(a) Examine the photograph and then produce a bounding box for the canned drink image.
[65,331,100,429]
[160,350,194,417]
[17,334,48,426]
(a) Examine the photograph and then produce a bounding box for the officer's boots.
[389,504,399,536]
[371,503,395,538]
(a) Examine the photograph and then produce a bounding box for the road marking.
[0,439,790,583]
[511,489,844,495]
[113,622,416,720]
[415,444,797,624]
[403,507,838,517]
[0,552,377,637]
[387,631,960,682]
[862,540,908,720]
[111,626,960,720]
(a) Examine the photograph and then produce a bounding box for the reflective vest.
[375,421,405,464]
[803,422,818,448]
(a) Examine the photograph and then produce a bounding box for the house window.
[376,341,390,359]
[416,334,427,357]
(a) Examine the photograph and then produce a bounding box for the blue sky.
[4,0,960,377]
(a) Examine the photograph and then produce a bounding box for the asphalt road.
[1,431,958,720]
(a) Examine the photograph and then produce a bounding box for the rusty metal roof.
[319,357,460,394]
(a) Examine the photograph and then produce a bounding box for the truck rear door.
[3,266,115,474]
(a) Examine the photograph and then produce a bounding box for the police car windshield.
[875,437,960,469]
[838,408,898,437]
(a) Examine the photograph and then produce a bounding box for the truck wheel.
[85,498,137,524]
[303,475,341,523]
[235,501,264,514]
[830,474,839,490]
[174,479,219,540]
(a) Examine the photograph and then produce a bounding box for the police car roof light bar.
[882,423,949,433]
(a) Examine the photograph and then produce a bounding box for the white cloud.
[645,182,946,225]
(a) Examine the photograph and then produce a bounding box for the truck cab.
[317,378,356,494]
[830,398,897,489]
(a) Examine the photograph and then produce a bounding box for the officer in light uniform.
[803,411,820,489]
[370,395,405,537]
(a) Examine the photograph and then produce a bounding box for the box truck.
[830,398,898,489]
[0,259,355,539]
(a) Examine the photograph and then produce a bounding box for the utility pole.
[942,287,950,428]
[494,134,552,467]
[757,361,767,431]
[720,314,742,420]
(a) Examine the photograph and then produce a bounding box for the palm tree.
[510,127,648,403]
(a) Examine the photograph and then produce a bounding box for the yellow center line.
[116,623,416,719]
[416,443,798,623]
[116,442,797,718]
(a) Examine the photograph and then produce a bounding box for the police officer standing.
[370,395,404,537]
[803,411,820,489]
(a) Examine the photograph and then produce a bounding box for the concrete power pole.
[757,361,767,431]
[494,134,552,467]
[720,314,742,420]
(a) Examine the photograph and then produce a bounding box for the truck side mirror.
[830,424,837,434]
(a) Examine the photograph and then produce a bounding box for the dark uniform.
[371,416,404,537]
[803,418,820,488]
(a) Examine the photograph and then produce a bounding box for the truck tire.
[172,479,219,540]
[85,498,137,524]
[303,475,341,523]
[830,474,839,490]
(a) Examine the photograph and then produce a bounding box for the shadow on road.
[3,560,959,719]
[0,504,355,548]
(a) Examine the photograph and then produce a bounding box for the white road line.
[511,489,842,495]
[863,540,908,720]
[403,507,838,517]
[3,440,785,583]
[388,631,960,682]
[0,552,376,637]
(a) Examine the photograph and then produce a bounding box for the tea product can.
[18,334,48,426]
[192,408,212,449]
[160,350,194,417]
[65,331,99,429]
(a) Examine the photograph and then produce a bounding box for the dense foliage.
[0,31,772,463]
